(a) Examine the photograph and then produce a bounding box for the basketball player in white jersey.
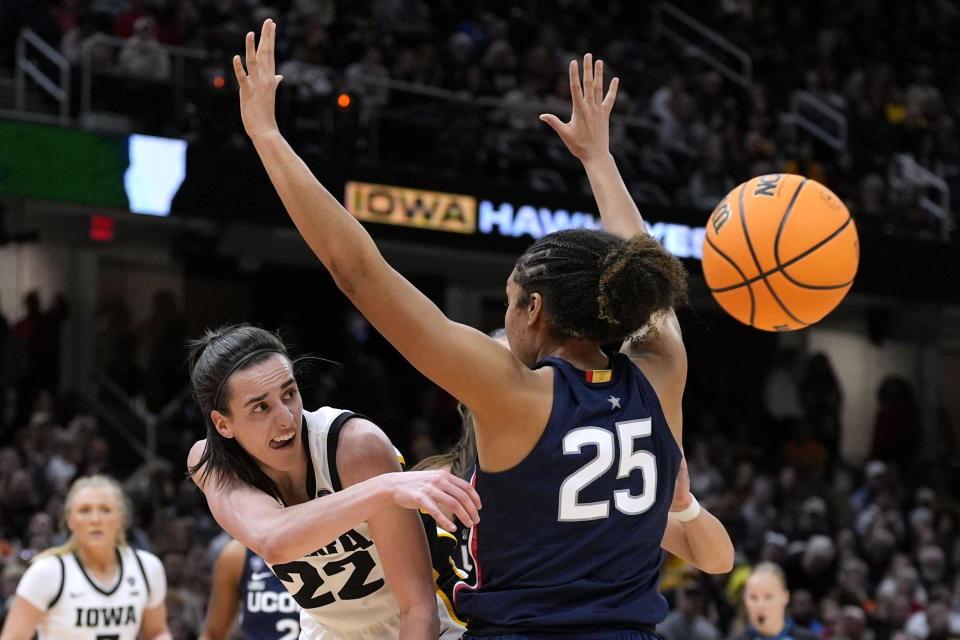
[186,325,480,640]
[0,475,171,640]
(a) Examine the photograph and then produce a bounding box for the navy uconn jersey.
[239,548,300,640]
[454,352,682,632]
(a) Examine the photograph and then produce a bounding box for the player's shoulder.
[24,553,64,577]
[127,547,163,573]
[336,418,398,470]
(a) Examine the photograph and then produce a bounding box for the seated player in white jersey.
[230,19,733,640]
[186,324,480,640]
[0,475,171,640]
[199,538,301,640]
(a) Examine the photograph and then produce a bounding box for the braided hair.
[512,229,687,345]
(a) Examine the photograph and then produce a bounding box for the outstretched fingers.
[232,54,246,86]
[568,59,583,108]
[594,58,605,104]
[603,76,620,111]
[244,30,256,75]
[257,19,276,78]
[581,53,595,102]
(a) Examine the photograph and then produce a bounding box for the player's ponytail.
[597,233,687,332]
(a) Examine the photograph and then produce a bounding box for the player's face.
[67,487,124,551]
[213,353,304,474]
[744,572,789,635]
[504,275,537,366]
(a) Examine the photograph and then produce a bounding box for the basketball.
[701,174,859,331]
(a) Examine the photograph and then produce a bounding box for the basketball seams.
[703,233,756,325]
[737,182,807,328]
[712,215,856,293]
[777,216,856,289]
[773,178,809,269]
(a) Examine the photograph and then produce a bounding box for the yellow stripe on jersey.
[435,582,466,626]
[586,369,612,383]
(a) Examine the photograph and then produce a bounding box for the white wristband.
[669,495,701,522]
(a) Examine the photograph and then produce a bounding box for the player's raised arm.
[539,54,640,238]
[233,19,537,423]
[541,54,687,428]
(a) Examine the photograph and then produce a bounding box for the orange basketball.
[701,174,859,331]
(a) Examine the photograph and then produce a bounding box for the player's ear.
[211,410,235,439]
[526,292,544,326]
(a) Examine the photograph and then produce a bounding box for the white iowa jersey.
[16,546,166,640]
[271,407,461,640]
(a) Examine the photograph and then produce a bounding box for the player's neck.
[546,338,609,372]
[267,445,310,506]
[76,544,119,578]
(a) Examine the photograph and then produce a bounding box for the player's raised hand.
[233,19,283,140]
[539,53,619,163]
[384,470,481,532]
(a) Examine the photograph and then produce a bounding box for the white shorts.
[299,594,465,640]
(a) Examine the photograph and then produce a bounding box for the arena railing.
[92,375,190,463]
[0,28,71,126]
[656,2,753,87]
[888,153,954,242]
[80,33,207,132]
[788,89,848,151]
[344,71,660,165]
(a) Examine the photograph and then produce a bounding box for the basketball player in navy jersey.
[199,539,300,640]
[233,19,733,639]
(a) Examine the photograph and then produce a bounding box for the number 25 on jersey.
[559,418,657,522]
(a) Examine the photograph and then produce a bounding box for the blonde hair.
[33,475,130,562]
[748,561,788,590]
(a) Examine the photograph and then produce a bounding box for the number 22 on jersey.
[558,418,657,522]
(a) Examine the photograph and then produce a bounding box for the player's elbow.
[257,542,292,566]
[700,549,735,574]
[253,533,293,566]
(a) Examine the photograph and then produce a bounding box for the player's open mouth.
[269,432,295,449]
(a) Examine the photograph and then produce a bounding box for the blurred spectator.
[904,594,960,638]
[870,375,921,467]
[51,0,79,35]
[789,588,824,635]
[660,582,721,640]
[117,15,171,80]
[14,290,67,418]
[685,134,736,211]
[729,562,820,640]
[835,604,870,640]
[763,348,804,424]
[800,352,842,461]
[114,0,153,38]
[782,423,828,474]
[60,11,112,67]
[135,290,186,412]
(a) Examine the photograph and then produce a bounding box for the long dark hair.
[186,324,291,502]
[513,229,687,344]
